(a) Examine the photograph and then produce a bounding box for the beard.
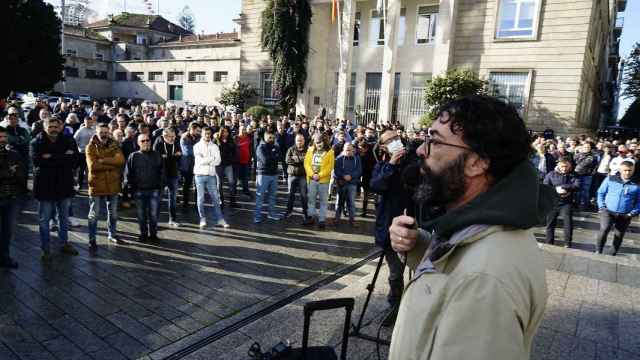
[414,152,468,207]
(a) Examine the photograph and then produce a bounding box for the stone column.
[335,0,356,121]
[379,0,401,125]
[432,0,457,76]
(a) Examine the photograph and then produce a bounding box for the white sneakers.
[168,220,180,228]
[199,218,207,229]
[215,221,230,229]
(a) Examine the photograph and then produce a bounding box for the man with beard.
[369,129,415,326]
[388,95,554,359]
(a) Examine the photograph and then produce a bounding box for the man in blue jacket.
[254,132,282,224]
[334,142,362,227]
[595,160,640,255]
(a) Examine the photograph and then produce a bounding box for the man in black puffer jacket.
[284,134,308,218]
[543,158,580,247]
[31,117,80,261]
[0,127,27,269]
[126,133,164,242]
[573,142,597,210]
[254,131,281,223]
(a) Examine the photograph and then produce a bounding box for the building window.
[348,72,356,112]
[410,73,431,89]
[353,12,361,46]
[261,72,277,103]
[136,33,147,45]
[85,69,108,80]
[416,5,438,44]
[95,52,104,61]
[148,72,163,82]
[168,72,184,82]
[214,71,229,82]
[495,0,539,39]
[489,71,530,115]
[131,72,144,81]
[188,71,207,82]
[398,8,407,46]
[65,48,77,57]
[369,9,406,46]
[369,10,385,46]
[64,66,79,78]
[115,72,127,81]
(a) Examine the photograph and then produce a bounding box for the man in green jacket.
[388,95,555,360]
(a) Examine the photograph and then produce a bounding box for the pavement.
[3,185,640,360]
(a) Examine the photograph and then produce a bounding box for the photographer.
[388,96,554,359]
[369,129,414,326]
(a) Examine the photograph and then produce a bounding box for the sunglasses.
[139,139,150,143]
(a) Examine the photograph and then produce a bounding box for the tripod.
[350,249,391,346]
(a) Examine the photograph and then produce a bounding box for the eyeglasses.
[139,139,150,143]
[425,135,472,156]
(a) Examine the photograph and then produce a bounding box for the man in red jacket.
[235,125,253,198]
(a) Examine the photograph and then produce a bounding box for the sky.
[46,0,242,34]
[617,0,639,119]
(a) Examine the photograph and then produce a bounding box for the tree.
[422,68,488,126]
[177,6,196,33]
[4,0,65,98]
[261,0,312,112]
[619,98,640,129]
[219,82,259,113]
[622,42,640,100]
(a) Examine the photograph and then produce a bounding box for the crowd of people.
[0,95,426,270]
[532,134,640,255]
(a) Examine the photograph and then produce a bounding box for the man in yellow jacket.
[86,123,125,252]
[388,96,554,360]
[303,133,334,229]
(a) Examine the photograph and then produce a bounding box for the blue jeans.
[195,175,224,224]
[88,195,118,243]
[39,198,72,251]
[236,164,251,195]
[307,181,329,222]
[578,175,593,208]
[335,184,357,221]
[160,177,179,221]
[286,176,308,216]
[134,190,159,237]
[216,165,236,205]
[254,175,278,221]
[0,199,19,260]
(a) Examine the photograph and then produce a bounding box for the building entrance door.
[169,85,183,101]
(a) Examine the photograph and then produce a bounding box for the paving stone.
[42,336,88,360]
[106,311,170,350]
[50,315,109,354]
[103,331,149,360]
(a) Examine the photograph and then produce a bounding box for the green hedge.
[246,105,272,120]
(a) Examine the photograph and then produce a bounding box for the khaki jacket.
[86,136,125,196]
[389,225,548,360]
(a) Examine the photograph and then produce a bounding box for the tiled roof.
[64,25,110,42]
[155,32,239,45]
[86,12,192,36]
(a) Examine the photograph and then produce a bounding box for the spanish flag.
[332,0,340,23]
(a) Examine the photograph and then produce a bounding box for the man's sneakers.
[215,220,231,228]
[149,234,161,243]
[108,236,126,245]
[267,214,282,221]
[49,220,58,231]
[349,219,359,228]
[318,222,326,230]
[302,217,315,226]
[61,243,79,256]
[168,220,181,228]
[199,218,207,229]
[0,258,18,269]
[139,235,149,243]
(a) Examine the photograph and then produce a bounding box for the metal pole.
[61,0,66,92]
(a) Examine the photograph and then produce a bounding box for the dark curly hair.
[436,95,532,181]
